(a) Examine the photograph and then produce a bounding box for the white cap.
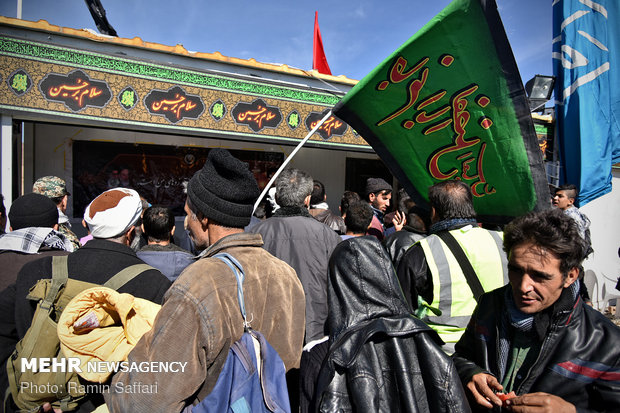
[84,188,142,239]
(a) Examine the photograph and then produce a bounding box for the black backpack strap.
[436,230,485,302]
[103,263,156,290]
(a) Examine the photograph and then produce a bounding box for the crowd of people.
[0,149,618,412]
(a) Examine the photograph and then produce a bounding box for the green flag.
[334,0,549,223]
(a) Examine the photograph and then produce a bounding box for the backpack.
[5,255,153,412]
[192,253,290,413]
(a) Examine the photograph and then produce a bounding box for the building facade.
[0,16,391,226]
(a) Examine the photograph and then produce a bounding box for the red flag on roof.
[313,11,332,75]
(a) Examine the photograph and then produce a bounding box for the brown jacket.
[106,232,305,413]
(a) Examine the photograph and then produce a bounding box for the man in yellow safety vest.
[396,179,508,353]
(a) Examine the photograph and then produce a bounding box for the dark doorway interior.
[345,157,393,199]
[73,141,283,217]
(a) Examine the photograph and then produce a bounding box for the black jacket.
[382,227,425,270]
[453,285,620,413]
[0,239,171,413]
[0,248,69,293]
[314,236,471,412]
[309,208,346,235]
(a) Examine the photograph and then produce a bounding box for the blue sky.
[0,0,551,86]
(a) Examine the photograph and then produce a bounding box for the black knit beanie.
[9,193,59,230]
[187,149,260,228]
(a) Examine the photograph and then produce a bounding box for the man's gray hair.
[275,169,314,207]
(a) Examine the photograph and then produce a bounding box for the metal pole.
[1,115,13,229]
[17,0,22,19]
[20,122,24,196]
[253,110,333,213]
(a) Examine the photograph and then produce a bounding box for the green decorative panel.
[0,37,340,105]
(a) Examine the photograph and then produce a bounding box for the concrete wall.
[581,168,620,310]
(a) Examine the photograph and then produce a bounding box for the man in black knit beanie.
[106,149,306,412]
[0,193,73,292]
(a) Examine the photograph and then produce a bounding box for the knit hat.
[84,188,142,239]
[8,193,59,230]
[187,149,260,228]
[365,177,392,196]
[33,176,69,198]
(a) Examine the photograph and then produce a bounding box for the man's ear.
[125,225,136,246]
[430,207,438,223]
[170,225,176,237]
[563,266,580,288]
[53,224,59,231]
[567,197,575,207]
[303,195,311,208]
[200,214,209,231]
[140,223,145,234]
[368,193,376,203]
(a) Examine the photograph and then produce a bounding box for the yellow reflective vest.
[416,225,508,344]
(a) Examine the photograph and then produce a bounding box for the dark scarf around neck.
[498,282,580,381]
[273,205,312,218]
[429,218,477,234]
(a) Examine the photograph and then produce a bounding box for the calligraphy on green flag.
[334,0,548,222]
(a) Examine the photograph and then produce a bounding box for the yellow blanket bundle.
[57,286,161,383]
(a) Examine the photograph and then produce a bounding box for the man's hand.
[39,403,62,413]
[392,210,406,232]
[505,392,576,413]
[466,372,504,409]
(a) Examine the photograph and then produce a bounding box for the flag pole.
[253,110,333,213]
